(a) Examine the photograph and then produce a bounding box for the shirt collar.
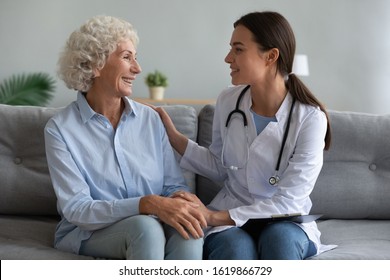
[76,92,137,123]
[127,98,138,117]
[77,92,95,123]
[274,92,294,122]
[243,88,294,122]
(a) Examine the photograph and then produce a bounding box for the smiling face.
[93,39,141,98]
[225,25,270,86]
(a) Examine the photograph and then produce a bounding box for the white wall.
[1,0,390,114]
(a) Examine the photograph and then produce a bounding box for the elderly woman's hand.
[139,194,207,240]
[171,191,211,223]
[172,191,235,228]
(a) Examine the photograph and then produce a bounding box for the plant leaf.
[0,73,55,106]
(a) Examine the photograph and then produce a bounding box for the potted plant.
[0,72,55,106]
[144,70,168,100]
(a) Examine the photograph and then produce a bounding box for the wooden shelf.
[133,97,215,105]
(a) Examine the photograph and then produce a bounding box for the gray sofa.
[1,102,390,260]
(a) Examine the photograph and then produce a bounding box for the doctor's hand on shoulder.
[151,105,189,156]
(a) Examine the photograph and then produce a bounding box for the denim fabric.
[80,215,203,260]
[204,221,316,260]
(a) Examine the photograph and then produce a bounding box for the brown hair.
[234,11,331,150]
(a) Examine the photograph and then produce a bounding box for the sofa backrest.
[0,103,198,216]
[196,105,223,204]
[0,104,61,215]
[310,111,390,219]
[162,105,198,193]
[196,105,390,220]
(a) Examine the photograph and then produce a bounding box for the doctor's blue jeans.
[203,221,316,260]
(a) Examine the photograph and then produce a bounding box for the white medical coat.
[181,85,332,255]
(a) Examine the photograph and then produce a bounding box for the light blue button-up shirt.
[44,92,188,254]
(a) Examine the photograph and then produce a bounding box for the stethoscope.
[224,85,296,186]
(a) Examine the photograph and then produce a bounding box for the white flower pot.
[149,86,165,100]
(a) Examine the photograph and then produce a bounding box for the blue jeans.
[79,215,203,260]
[203,221,316,260]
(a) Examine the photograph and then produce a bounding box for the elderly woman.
[44,15,205,260]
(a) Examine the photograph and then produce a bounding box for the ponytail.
[286,74,331,150]
[234,11,331,150]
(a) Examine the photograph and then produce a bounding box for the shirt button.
[369,163,377,171]
[14,157,23,165]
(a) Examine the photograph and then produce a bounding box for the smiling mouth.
[230,69,239,75]
[122,77,133,86]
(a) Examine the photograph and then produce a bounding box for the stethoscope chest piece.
[269,175,280,186]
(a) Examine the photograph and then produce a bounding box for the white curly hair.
[57,15,139,92]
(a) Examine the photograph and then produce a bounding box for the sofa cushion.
[196,105,223,204]
[311,111,390,219]
[309,219,390,259]
[0,215,93,259]
[0,104,61,215]
[163,105,198,193]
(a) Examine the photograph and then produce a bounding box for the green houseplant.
[0,72,55,106]
[145,70,168,100]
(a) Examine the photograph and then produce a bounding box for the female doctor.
[154,11,332,259]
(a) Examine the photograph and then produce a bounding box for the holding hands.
[140,193,207,240]
[172,191,235,227]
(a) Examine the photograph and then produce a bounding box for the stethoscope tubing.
[224,85,295,186]
[225,85,250,128]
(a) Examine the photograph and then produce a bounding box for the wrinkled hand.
[156,194,207,240]
[171,191,212,225]
[172,191,235,227]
